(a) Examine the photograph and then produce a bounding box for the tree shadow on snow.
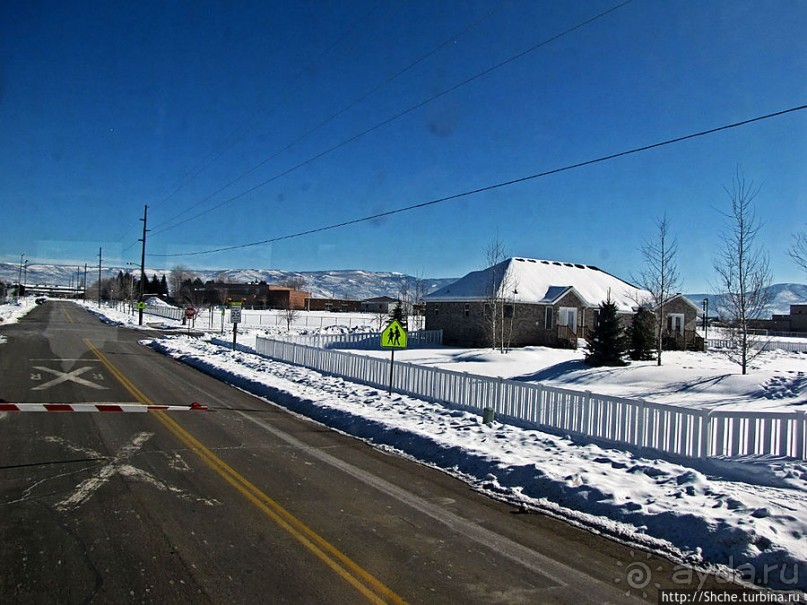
[511,359,590,383]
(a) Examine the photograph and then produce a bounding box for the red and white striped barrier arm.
[0,402,208,412]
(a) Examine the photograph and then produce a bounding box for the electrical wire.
[149,104,807,259]
[149,0,634,238]
[149,2,505,236]
[153,1,396,214]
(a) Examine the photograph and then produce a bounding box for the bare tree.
[169,265,200,304]
[789,230,807,275]
[281,302,299,332]
[397,275,411,304]
[280,276,306,291]
[483,236,518,353]
[410,270,428,331]
[374,307,388,330]
[713,169,773,375]
[635,214,680,366]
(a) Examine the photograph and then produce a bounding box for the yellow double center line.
[62,305,75,324]
[84,338,406,605]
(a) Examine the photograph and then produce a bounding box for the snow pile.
[147,335,807,591]
[297,324,376,335]
[0,298,37,325]
[145,296,174,308]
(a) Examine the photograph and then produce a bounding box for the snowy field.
[41,301,805,592]
[202,311,806,414]
[354,346,807,414]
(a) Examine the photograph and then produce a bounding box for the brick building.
[424,257,701,349]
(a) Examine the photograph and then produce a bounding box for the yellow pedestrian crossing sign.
[381,320,407,349]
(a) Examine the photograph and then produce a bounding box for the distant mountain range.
[685,283,807,317]
[2,262,804,314]
[0,263,456,301]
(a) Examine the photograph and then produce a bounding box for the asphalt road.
[0,302,711,604]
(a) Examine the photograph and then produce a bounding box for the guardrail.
[254,336,807,460]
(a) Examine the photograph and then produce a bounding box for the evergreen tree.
[390,301,407,328]
[627,306,656,361]
[149,274,161,294]
[585,296,628,367]
[160,274,169,296]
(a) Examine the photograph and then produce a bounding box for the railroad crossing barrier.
[0,402,208,412]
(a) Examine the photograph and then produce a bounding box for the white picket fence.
[707,338,807,354]
[255,337,807,461]
[142,305,185,321]
[273,330,443,350]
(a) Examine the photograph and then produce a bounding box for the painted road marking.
[62,306,75,324]
[83,338,407,605]
[46,433,216,511]
[31,366,108,391]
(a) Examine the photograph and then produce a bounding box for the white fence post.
[635,399,646,450]
[796,412,807,460]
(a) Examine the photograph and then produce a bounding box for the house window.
[667,313,684,335]
[558,307,577,329]
[504,304,514,318]
[434,304,439,316]
[464,304,470,317]
[592,309,600,329]
[545,307,553,330]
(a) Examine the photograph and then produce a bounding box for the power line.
[150,2,505,236]
[151,1,396,216]
[150,0,634,238]
[149,103,807,259]
[117,3,398,254]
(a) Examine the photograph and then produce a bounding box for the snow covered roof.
[424,258,649,312]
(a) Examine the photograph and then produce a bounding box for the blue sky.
[1,0,805,291]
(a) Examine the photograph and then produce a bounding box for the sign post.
[184,307,196,335]
[380,319,408,394]
[229,300,243,351]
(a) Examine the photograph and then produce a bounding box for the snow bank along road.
[0,301,766,603]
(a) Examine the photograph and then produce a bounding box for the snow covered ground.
[0,298,36,328]
[57,301,807,592]
[353,346,807,414]
[124,303,807,413]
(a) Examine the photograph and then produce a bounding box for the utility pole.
[83,264,88,300]
[138,205,149,326]
[16,253,24,303]
[97,247,102,307]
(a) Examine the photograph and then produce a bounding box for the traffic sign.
[185,307,197,319]
[136,302,146,310]
[230,307,242,323]
[381,320,407,349]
